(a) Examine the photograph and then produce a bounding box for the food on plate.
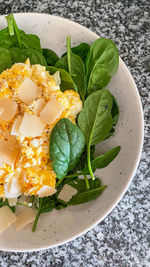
[0,14,121,233]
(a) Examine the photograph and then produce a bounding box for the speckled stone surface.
[0,0,149,266]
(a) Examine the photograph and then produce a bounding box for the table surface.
[0,0,149,266]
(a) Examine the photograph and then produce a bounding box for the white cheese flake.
[19,112,45,137]
[58,184,77,202]
[40,98,64,125]
[4,176,22,198]
[14,207,35,231]
[0,137,19,166]
[0,206,17,234]
[18,78,41,105]
[0,96,17,121]
[33,98,46,116]
[8,197,17,206]
[11,115,22,136]
[37,185,56,197]
[53,71,61,85]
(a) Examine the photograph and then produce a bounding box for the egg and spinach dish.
[0,14,120,233]
[0,59,82,200]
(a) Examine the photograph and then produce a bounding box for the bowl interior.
[0,13,143,252]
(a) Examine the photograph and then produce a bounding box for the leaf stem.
[64,172,83,179]
[87,142,95,180]
[17,201,32,208]
[67,36,72,74]
[84,175,90,190]
[32,210,40,232]
[5,14,14,36]
[12,15,22,48]
[56,178,64,188]
[6,14,22,48]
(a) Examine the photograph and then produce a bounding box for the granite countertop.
[0,0,149,266]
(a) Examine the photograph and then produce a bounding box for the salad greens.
[86,38,119,95]
[78,90,113,179]
[57,178,106,205]
[0,14,120,232]
[50,118,85,179]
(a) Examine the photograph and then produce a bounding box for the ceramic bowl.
[0,13,144,252]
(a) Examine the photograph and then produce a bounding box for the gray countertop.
[0,0,149,266]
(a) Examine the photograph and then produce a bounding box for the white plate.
[0,13,144,252]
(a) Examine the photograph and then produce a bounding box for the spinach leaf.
[7,14,21,48]
[57,178,106,205]
[50,118,85,179]
[20,33,42,51]
[32,197,55,232]
[0,29,42,51]
[0,15,42,51]
[105,97,120,139]
[87,64,111,94]
[105,127,115,139]
[86,38,119,95]
[55,56,79,92]
[111,97,119,126]
[43,48,59,66]
[0,28,17,48]
[0,47,12,73]
[55,55,68,70]
[78,89,113,179]
[82,146,121,174]
[86,38,119,80]
[46,66,75,92]
[78,89,113,146]
[55,37,86,100]
[9,47,47,66]
[62,42,90,62]
[71,145,95,172]
[67,36,86,101]
[0,198,15,213]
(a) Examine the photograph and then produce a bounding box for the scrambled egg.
[0,59,82,199]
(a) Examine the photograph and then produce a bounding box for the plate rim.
[0,12,144,252]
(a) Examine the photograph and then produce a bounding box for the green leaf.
[43,48,59,66]
[67,36,86,101]
[5,14,21,47]
[86,38,119,79]
[105,97,120,139]
[78,89,113,146]
[62,42,90,62]
[57,178,106,205]
[0,15,42,51]
[23,34,42,51]
[86,38,119,95]
[0,198,15,213]
[32,197,55,232]
[46,66,75,92]
[82,146,121,174]
[0,47,12,73]
[71,145,95,172]
[0,28,17,48]
[78,89,113,180]
[9,47,47,66]
[55,55,68,70]
[105,127,115,139]
[55,37,86,101]
[50,118,85,179]
[111,97,119,126]
[87,64,111,94]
